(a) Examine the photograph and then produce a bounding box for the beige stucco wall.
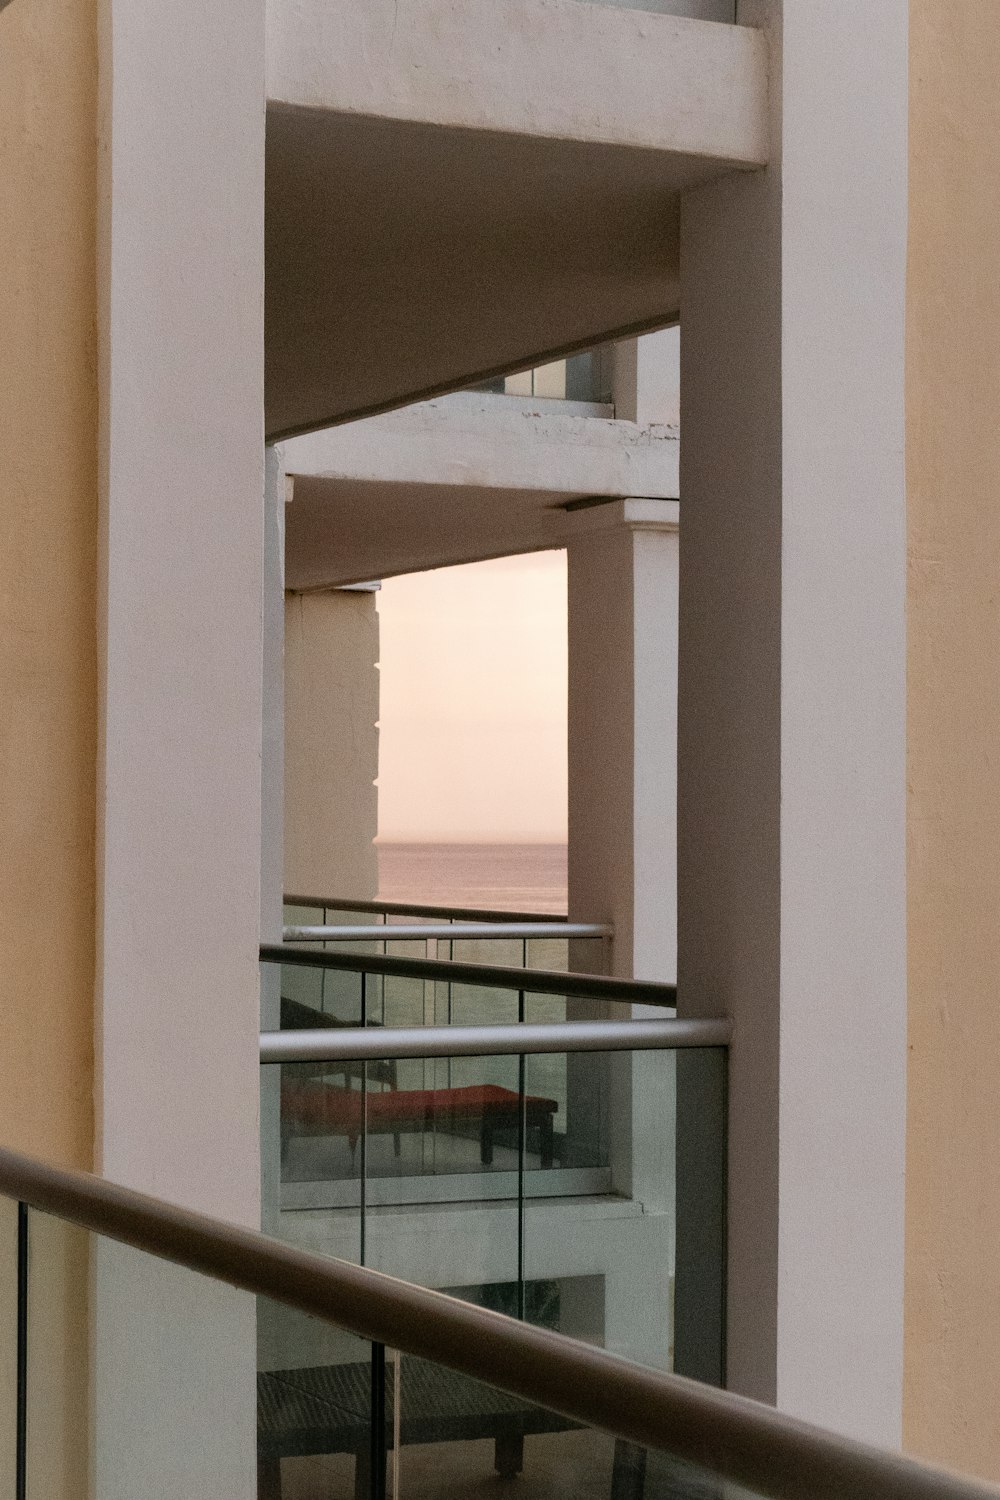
[284,591,379,901]
[0,3,97,1493]
[0,0,97,1172]
[905,1,1000,1478]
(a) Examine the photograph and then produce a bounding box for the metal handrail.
[0,1145,994,1500]
[262,944,678,1008]
[261,1016,728,1063]
[285,893,567,923]
[283,922,611,942]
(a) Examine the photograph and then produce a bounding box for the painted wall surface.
[0,4,98,1494]
[284,592,379,901]
[0,0,97,1172]
[905,3,1000,1478]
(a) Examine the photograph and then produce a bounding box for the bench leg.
[480,1116,494,1166]
[354,1444,370,1500]
[539,1115,554,1170]
[610,1439,646,1500]
[494,1431,524,1479]
[257,1456,282,1500]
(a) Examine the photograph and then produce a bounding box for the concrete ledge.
[267,0,768,166]
[282,395,679,587]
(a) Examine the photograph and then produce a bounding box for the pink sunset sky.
[376,551,568,843]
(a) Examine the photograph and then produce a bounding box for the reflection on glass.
[262,952,724,1386]
[387,1360,737,1500]
[17,1200,732,1500]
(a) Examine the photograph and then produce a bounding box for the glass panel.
[262,952,366,1231]
[261,954,723,1378]
[21,1199,731,1499]
[524,1045,726,1383]
[389,1360,743,1500]
[0,1199,18,1491]
[446,961,520,1028]
[365,1051,522,1314]
[22,1212,258,1496]
[259,1303,376,1499]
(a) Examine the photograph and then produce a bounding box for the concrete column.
[567,498,679,983]
[677,0,908,1442]
[261,449,286,1236]
[566,499,680,1373]
[94,0,264,1488]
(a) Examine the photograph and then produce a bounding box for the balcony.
[2,1113,987,1500]
[260,917,727,1405]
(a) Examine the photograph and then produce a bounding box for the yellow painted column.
[0,2,98,1492]
[0,0,97,1171]
[905,1,1000,1479]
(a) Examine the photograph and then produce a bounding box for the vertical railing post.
[360,971,368,1268]
[517,989,526,1323]
[370,1341,387,1500]
[16,1202,27,1500]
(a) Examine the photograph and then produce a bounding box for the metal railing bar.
[260,1018,727,1064]
[15,1203,27,1500]
[285,894,568,923]
[262,944,678,1008]
[0,1146,993,1500]
[283,922,611,943]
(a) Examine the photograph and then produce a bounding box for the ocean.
[376,842,568,915]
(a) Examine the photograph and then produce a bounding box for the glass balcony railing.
[283,895,612,975]
[260,944,727,1389]
[4,1146,983,1500]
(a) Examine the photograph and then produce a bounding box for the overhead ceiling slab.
[265,0,768,439]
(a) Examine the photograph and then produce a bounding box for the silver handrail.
[0,1146,994,1500]
[261,1017,728,1063]
[283,922,611,942]
[263,944,678,1007]
[286,893,565,923]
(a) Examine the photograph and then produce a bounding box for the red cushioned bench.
[282,1080,558,1169]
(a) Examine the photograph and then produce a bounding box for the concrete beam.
[267,0,766,165]
[282,395,679,587]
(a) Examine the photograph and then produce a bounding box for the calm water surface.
[377,842,568,915]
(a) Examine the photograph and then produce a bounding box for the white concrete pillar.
[261,448,286,1237]
[566,499,680,1373]
[94,0,264,1488]
[567,498,679,983]
[677,0,908,1443]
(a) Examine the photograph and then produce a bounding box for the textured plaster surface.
[0,4,98,1493]
[904,2,1000,1479]
[0,0,97,1173]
